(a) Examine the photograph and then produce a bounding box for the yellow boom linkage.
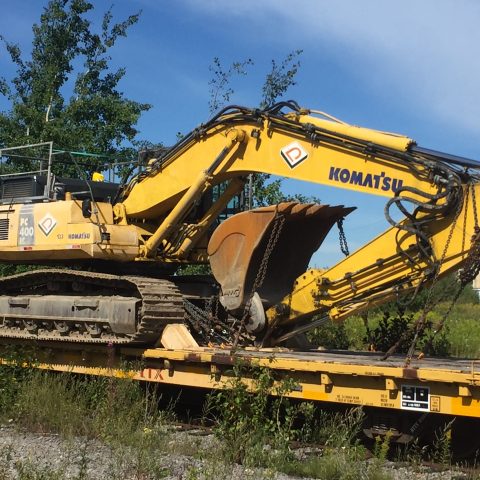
[0,101,478,347]
[114,102,480,343]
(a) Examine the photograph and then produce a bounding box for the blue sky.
[1,0,479,267]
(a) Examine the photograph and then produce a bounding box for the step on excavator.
[0,101,479,349]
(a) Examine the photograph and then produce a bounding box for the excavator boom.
[0,101,479,348]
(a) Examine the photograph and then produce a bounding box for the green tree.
[260,49,302,109]
[208,57,253,113]
[0,0,149,176]
[255,49,308,206]
[208,50,319,207]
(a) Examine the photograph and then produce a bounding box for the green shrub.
[309,321,350,350]
[207,363,311,468]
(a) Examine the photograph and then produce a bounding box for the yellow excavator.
[0,101,479,349]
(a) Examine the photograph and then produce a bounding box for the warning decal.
[401,385,430,412]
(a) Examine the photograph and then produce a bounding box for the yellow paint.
[121,116,418,220]
[0,105,478,344]
[0,200,139,262]
[266,183,480,328]
[5,344,478,418]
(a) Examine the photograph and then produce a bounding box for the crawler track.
[0,269,184,345]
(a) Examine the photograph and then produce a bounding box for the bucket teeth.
[208,202,355,312]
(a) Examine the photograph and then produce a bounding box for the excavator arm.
[0,101,478,348]
[118,103,432,228]
[263,186,480,345]
[115,102,480,344]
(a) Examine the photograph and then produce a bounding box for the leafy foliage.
[207,50,303,114]
[379,273,478,315]
[362,273,475,354]
[0,0,149,176]
[208,57,253,113]
[364,310,417,354]
[207,50,319,208]
[260,49,303,109]
[309,272,477,356]
[207,363,310,467]
[308,321,350,350]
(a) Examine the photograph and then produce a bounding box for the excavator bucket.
[208,202,356,312]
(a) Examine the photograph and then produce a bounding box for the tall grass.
[435,303,480,358]
[0,354,398,480]
[311,301,480,359]
[0,353,174,479]
[205,363,393,479]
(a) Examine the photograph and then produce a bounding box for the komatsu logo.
[38,213,57,237]
[280,142,308,168]
[68,233,90,240]
[328,166,404,193]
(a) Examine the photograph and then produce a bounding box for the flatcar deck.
[1,340,479,419]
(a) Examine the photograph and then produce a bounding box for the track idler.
[207,202,355,333]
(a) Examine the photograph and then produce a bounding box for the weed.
[186,465,201,480]
[14,371,90,436]
[72,441,89,480]
[0,347,36,422]
[430,420,453,465]
[13,460,66,480]
[400,437,428,467]
[0,343,466,479]
[185,461,240,480]
[280,450,393,480]
[373,430,393,461]
[0,360,176,479]
[206,363,375,479]
[314,407,364,449]
[365,311,416,353]
[207,363,307,468]
[0,445,13,480]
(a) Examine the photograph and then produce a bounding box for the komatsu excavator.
[0,101,479,349]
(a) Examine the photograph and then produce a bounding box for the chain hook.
[337,218,350,257]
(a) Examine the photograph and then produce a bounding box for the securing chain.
[183,207,285,349]
[231,210,286,350]
[419,224,480,358]
[472,181,479,229]
[184,298,252,345]
[184,298,224,343]
[382,186,465,362]
[337,218,350,257]
[419,184,480,356]
[402,185,480,365]
[252,212,286,294]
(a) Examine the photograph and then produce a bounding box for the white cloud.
[182,0,480,135]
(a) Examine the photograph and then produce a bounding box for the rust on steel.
[208,202,355,311]
[402,367,419,379]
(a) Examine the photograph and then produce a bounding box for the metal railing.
[0,141,54,201]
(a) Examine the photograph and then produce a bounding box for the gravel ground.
[0,426,472,479]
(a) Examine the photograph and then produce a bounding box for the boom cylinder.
[140,129,246,258]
